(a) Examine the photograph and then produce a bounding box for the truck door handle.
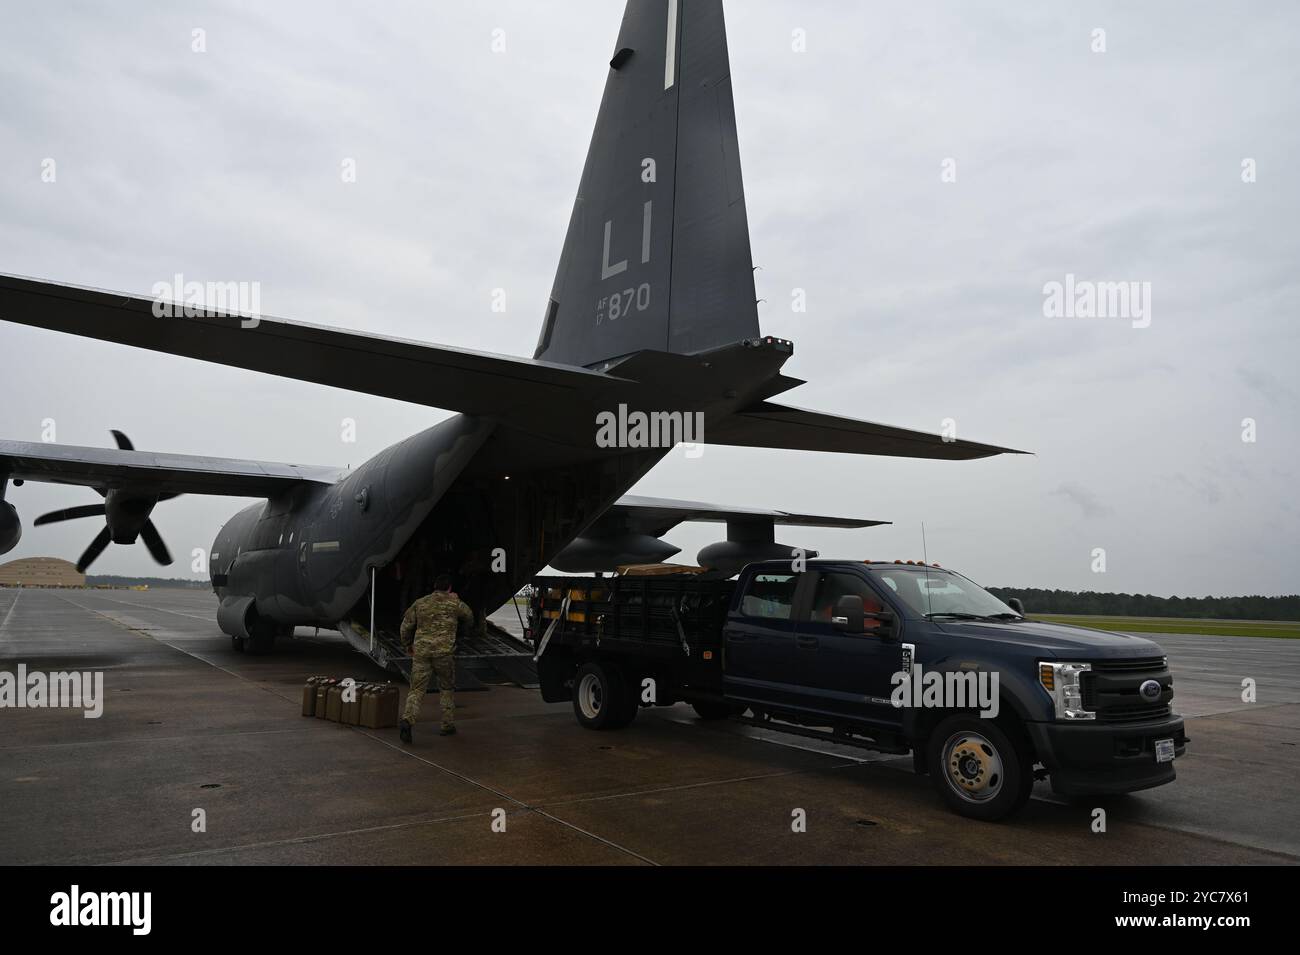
[796,636,819,649]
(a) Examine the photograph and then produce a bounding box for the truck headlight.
[1039,662,1095,721]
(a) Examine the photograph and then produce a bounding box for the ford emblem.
[1139,679,1162,702]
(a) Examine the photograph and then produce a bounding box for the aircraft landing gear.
[246,620,278,655]
[231,635,246,653]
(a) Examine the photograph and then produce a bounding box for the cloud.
[1051,483,1114,520]
[1237,367,1297,409]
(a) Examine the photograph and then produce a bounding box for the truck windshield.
[868,567,1020,620]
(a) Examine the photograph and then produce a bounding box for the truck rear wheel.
[927,715,1033,821]
[612,669,642,728]
[572,661,633,730]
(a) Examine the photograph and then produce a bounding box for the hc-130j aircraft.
[0,0,1020,661]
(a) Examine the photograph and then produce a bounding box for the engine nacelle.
[552,532,680,573]
[695,517,817,576]
[216,595,256,639]
[696,539,817,576]
[0,501,20,555]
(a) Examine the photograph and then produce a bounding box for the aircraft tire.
[246,620,277,656]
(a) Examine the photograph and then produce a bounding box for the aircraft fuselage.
[209,412,665,643]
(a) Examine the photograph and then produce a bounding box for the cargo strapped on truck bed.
[530,574,735,659]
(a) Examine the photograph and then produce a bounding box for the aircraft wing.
[704,401,1026,460]
[0,439,341,497]
[0,274,633,430]
[610,493,887,538]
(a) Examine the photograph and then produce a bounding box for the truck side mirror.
[832,595,865,632]
[1007,597,1025,615]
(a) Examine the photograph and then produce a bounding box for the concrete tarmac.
[1,588,1296,865]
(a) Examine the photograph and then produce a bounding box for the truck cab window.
[810,572,885,628]
[740,573,798,620]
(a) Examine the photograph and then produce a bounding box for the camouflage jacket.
[400,591,473,656]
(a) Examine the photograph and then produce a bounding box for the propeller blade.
[34,504,107,526]
[139,519,172,566]
[111,430,134,451]
[76,526,113,573]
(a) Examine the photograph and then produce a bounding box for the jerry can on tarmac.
[341,682,365,725]
[360,683,400,728]
[325,683,345,722]
[314,679,337,719]
[301,676,326,717]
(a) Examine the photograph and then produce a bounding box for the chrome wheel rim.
[942,730,1004,803]
[577,673,603,720]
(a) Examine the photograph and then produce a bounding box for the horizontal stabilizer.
[704,401,1026,460]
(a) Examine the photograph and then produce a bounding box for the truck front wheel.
[927,715,1033,821]
[572,661,632,730]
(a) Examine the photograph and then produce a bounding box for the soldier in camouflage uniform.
[399,574,473,742]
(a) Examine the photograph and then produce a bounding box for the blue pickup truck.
[528,559,1189,820]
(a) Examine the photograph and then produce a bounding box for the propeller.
[34,504,107,525]
[78,527,113,573]
[138,520,172,566]
[34,430,181,573]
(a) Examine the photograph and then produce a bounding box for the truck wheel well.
[911,701,1038,773]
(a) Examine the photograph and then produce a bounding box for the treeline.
[86,575,209,589]
[987,588,1300,621]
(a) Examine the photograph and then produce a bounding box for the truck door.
[722,570,804,709]
[792,569,905,727]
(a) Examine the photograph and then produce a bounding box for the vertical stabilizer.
[536,0,759,368]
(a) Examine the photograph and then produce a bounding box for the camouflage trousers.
[404,652,455,729]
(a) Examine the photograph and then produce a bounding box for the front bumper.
[1026,713,1188,796]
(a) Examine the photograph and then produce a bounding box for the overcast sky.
[1,0,1296,598]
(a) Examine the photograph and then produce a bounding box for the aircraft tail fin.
[535,0,759,369]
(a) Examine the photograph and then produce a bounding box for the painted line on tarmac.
[74,592,216,623]
[69,809,498,866]
[54,594,297,704]
[0,726,310,753]
[538,762,864,810]
[0,589,19,633]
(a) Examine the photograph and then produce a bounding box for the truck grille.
[1081,657,1173,723]
[1092,656,1166,672]
[1098,702,1173,723]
